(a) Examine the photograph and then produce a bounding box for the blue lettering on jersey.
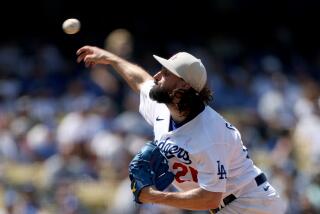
[217,160,227,179]
[225,122,236,131]
[156,137,192,164]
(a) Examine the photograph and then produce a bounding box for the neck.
[167,102,206,124]
[167,104,189,123]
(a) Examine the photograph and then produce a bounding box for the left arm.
[139,186,222,210]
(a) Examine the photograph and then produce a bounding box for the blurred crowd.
[0,28,320,214]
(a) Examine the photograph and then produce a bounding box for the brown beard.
[149,85,172,104]
[150,84,207,117]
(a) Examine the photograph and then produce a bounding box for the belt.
[210,173,267,213]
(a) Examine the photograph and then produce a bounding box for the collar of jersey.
[169,104,205,131]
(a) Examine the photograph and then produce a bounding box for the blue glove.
[128,141,175,204]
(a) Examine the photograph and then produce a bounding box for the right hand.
[76,45,118,67]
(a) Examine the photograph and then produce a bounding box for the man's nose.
[153,72,161,81]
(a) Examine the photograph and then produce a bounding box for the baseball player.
[76,46,286,213]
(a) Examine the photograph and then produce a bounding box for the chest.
[154,135,200,187]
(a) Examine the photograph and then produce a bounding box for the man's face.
[149,83,172,103]
[149,67,184,104]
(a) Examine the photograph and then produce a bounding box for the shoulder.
[200,107,241,145]
[200,107,230,134]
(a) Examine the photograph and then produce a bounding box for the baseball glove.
[128,141,175,204]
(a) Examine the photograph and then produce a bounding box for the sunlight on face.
[153,67,184,92]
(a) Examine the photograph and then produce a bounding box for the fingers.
[76,46,101,68]
[83,55,97,68]
[76,50,93,67]
[77,52,87,63]
[85,60,95,68]
[76,45,91,55]
[76,46,92,63]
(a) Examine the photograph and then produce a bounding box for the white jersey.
[139,80,262,198]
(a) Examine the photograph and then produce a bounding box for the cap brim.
[153,55,182,78]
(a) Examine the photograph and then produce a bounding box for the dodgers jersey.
[139,80,262,197]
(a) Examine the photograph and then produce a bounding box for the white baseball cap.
[153,52,207,92]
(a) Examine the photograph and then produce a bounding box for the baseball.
[62,18,81,34]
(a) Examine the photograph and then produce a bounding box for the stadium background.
[0,0,320,213]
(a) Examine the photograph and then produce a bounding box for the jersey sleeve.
[195,143,230,193]
[139,80,157,126]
